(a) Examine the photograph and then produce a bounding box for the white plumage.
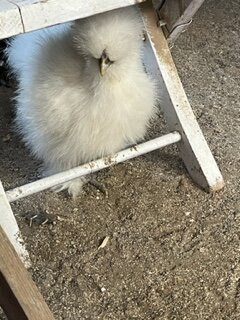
[6,6,157,197]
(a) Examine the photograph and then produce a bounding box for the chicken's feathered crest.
[73,6,143,62]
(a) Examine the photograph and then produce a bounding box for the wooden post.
[157,0,206,45]
[140,1,224,191]
[0,226,55,320]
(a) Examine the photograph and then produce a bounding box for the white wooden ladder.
[0,0,224,267]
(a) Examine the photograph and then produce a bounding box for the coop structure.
[0,2,224,315]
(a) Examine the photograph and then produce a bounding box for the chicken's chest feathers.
[63,76,153,159]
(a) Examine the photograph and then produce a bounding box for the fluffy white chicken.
[6,6,157,198]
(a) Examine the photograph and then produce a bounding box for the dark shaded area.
[0,40,11,88]
[0,272,27,320]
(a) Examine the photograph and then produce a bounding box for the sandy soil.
[0,0,239,319]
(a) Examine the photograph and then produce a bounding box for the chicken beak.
[99,51,112,76]
[100,59,107,76]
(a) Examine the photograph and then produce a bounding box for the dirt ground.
[0,0,239,319]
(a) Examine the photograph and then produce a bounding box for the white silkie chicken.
[6,6,157,198]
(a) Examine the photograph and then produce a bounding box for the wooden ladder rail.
[0,226,55,320]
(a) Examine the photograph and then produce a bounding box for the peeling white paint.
[0,181,31,267]
[1,0,147,39]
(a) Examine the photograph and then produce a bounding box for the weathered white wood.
[0,0,23,40]
[158,0,205,45]
[0,0,146,40]
[171,0,205,29]
[0,181,30,267]
[0,227,55,320]
[140,1,224,191]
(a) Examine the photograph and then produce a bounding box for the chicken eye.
[100,50,114,65]
[107,57,114,65]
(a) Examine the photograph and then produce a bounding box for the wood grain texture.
[0,226,55,320]
[0,0,23,40]
[0,271,28,320]
[140,1,224,191]
[0,0,146,39]
[158,0,205,43]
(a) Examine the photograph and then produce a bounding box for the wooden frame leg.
[0,226,55,320]
[140,2,224,191]
[0,181,30,267]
